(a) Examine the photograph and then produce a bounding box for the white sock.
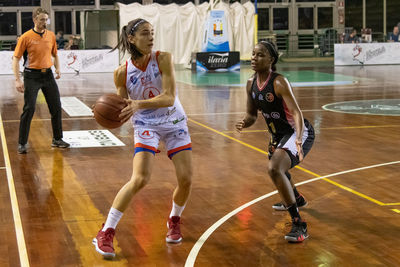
[169,201,186,218]
[102,207,123,231]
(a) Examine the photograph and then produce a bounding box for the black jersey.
[251,72,295,137]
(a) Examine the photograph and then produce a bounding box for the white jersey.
[126,51,187,127]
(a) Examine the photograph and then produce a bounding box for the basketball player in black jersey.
[236,41,315,242]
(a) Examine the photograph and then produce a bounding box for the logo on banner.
[351,44,386,65]
[67,52,80,73]
[208,53,229,64]
[352,45,364,64]
[82,54,103,69]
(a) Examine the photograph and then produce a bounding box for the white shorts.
[134,121,191,159]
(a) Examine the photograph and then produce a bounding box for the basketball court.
[0,60,399,266]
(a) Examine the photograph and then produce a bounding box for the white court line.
[184,160,400,267]
[0,166,6,169]
[186,110,324,116]
[0,113,30,267]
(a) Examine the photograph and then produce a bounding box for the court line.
[188,118,399,206]
[221,124,400,134]
[0,113,30,266]
[2,117,94,123]
[382,203,400,206]
[184,160,400,267]
[186,109,324,116]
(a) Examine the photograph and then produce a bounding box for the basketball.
[93,93,127,129]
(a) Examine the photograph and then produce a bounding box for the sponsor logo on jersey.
[252,92,256,99]
[141,74,152,86]
[174,128,187,138]
[140,109,156,115]
[266,92,274,102]
[143,87,160,99]
[139,130,154,139]
[271,112,280,119]
[262,112,270,118]
[258,94,264,101]
[130,76,139,85]
[152,63,160,78]
[134,120,145,126]
[166,107,176,116]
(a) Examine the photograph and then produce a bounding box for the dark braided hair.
[111,18,149,60]
[259,41,279,72]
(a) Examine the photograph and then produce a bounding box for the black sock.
[293,187,300,198]
[285,171,291,181]
[287,204,301,221]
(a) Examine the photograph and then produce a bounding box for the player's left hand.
[296,139,304,162]
[119,99,139,122]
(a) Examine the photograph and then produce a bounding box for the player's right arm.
[114,64,128,99]
[235,77,258,132]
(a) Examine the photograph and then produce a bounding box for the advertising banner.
[334,43,400,65]
[194,51,240,72]
[202,10,230,52]
[0,49,119,75]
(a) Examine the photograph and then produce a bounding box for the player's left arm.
[131,52,175,110]
[274,75,305,161]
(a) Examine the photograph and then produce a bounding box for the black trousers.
[19,70,63,145]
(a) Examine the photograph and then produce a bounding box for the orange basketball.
[93,93,127,129]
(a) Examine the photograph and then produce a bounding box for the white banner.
[334,43,400,65]
[0,49,119,75]
[117,1,254,65]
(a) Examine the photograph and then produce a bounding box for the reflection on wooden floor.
[0,63,399,266]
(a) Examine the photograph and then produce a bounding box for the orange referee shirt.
[14,29,57,69]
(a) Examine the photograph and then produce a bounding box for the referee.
[12,7,69,154]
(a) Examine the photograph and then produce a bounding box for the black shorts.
[268,119,315,168]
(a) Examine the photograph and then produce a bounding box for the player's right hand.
[119,99,139,123]
[235,120,245,133]
[15,79,24,93]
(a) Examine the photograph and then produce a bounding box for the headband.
[260,41,278,65]
[129,19,146,35]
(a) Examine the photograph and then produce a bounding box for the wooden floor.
[0,62,399,267]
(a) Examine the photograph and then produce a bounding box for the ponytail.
[111,18,149,60]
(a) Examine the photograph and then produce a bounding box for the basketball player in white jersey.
[93,19,193,258]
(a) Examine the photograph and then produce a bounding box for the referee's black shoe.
[51,139,70,148]
[272,195,308,211]
[285,218,308,243]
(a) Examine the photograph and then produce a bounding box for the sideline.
[0,113,30,266]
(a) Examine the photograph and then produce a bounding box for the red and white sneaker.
[92,225,116,258]
[166,216,182,243]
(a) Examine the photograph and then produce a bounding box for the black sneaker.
[17,144,28,154]
[272,195,308,211]
[285,218,308,243]
[51,139,70,148]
